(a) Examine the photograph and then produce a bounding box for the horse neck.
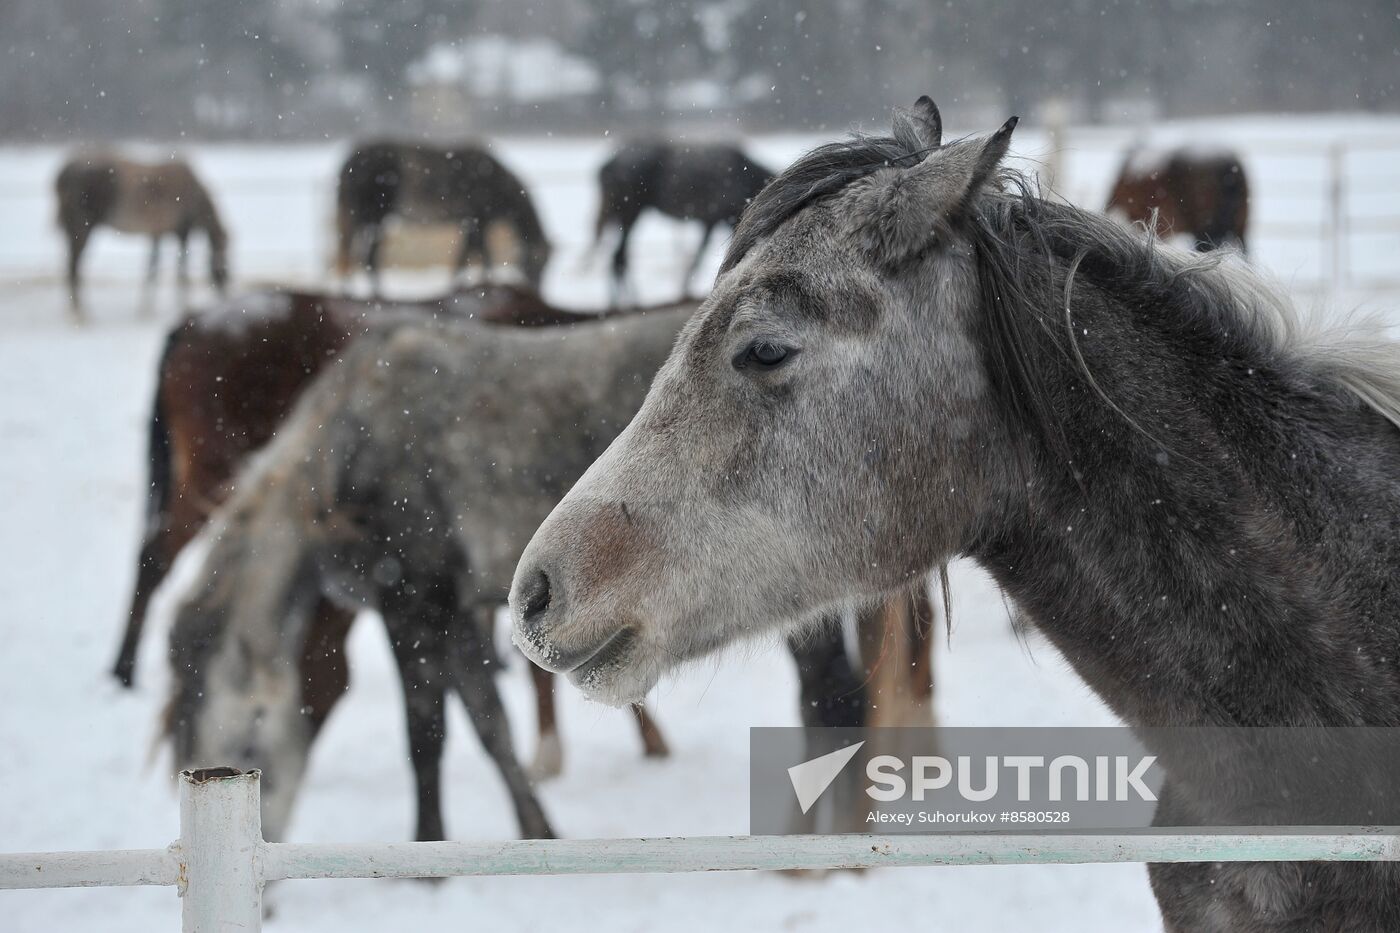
[486,179,542,247]
[964,278,1400,730]
[192,195,227,249]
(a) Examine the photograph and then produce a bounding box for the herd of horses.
[57,131,1250,316]
[50,101,1397,928]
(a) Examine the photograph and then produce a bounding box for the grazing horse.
[117,285,674,842]
[592,141,773,304]
[55,154,229,315]
[163,303,937,846]
[512,97,1400,929]
[335,141,551,294]
[1106,145,1249,253]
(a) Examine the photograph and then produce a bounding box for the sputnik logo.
[787,741,865,814]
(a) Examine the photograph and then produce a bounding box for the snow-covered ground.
[2,115,1398,932]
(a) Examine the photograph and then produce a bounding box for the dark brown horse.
[116,285,673,827]
[1105,145,1249,253]
[591,141,773,304]
[55,154,229,316]
[336,141,551,294]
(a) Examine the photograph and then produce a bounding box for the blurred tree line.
[1,0,1395,140]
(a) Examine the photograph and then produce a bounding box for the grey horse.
[165,297,938,847]
[164,306,696,845]
[512,97,1400,929]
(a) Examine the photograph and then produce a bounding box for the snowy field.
[2,115,1399,932]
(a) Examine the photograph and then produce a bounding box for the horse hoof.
[643,736,671,759]
[528,734,563,782]
[112,664,136,689]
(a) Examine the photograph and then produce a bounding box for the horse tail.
[144,328,179,539]
[335,143,399,277]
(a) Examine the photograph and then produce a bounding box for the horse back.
[339,140,538,233]
[658,143,770,225]
[159,293,355,520]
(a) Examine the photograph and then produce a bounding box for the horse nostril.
[520,569,552,624]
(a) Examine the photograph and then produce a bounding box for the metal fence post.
[178,767,264,933]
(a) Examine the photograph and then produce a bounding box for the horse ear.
[892,95,942,154]
[850,114,1017,270]
[957,116,1018,213]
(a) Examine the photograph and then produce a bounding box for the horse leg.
[365,223,385,298]
[681,222,715,299]
[856,595,905,728]
[906,581,937,725]
[298,599,355,740]
[451,603,554,839]
[610,216,637,309]
[782,613,865,849]
[630,703,670,758]
[176,228,192,288]
[112,529,175,686]
[134,235,162,316]
[66,225,92,317]
[146,235,161,285]
[335,211,357,288]
[383,598,448,843]
[788,613,865,729]
[528,663,564,780]
[453,221,486,285]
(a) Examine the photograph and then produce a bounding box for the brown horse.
[336,141,551,294]
[115,285,673,809]
[1105,145,1249,253]
[55,154,229,315]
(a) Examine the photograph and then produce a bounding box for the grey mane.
[725,126,1400,461]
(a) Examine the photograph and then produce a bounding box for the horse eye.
[734,340,795,371]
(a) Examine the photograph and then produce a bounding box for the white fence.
[2,769,1399,932]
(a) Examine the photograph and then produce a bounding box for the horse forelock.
[722,133,919,274]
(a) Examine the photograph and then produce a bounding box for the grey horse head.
[510,98,1020,706]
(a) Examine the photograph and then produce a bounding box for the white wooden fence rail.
[3,769,1400,932]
